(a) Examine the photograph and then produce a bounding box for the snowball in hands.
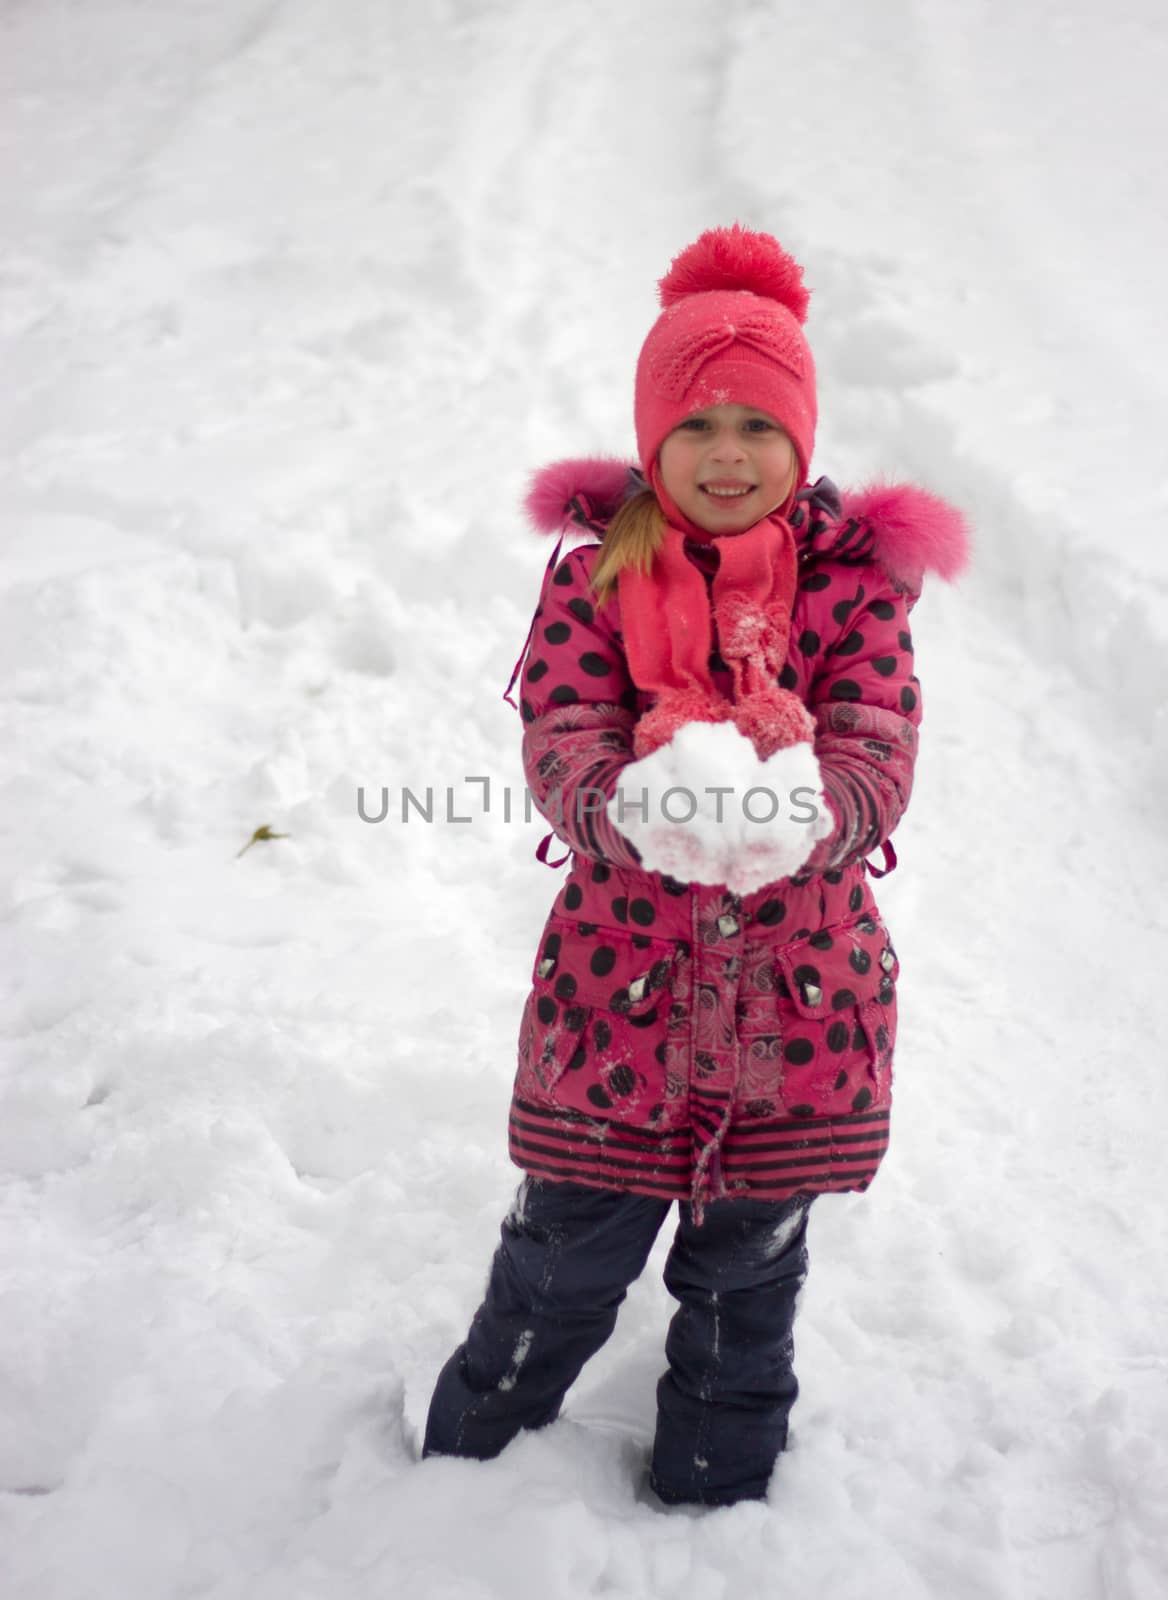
[725,740,835,894]
[608,722,833,890]
[609,723,746,885]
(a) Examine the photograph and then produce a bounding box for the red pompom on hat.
[635,224,818,487]
[658,225,811,318]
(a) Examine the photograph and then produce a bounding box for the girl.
[423,225,969,1507]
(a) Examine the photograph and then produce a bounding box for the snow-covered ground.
[2,1,1167,1595]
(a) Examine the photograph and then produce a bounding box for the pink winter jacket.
[508,462,969,1216]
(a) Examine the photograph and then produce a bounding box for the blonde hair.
[590,489,665,603]
[590,459,800,603]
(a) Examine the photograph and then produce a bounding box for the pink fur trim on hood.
[523,458,970,585]
[523,457,633,534]
[840,482,971,588]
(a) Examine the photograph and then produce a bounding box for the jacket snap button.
[717,914,740,938]
[802,982,823,1006]
[880,948,896,972]
[628,976,647,1003]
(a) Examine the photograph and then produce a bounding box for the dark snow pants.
[422,1177,813,1507]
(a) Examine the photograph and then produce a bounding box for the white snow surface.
[2,1,1167,1596]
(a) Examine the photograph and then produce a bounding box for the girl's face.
[658,404,798,533]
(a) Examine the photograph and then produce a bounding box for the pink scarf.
[618,472,814,759]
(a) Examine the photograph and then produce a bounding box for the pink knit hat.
[634,224,818,486]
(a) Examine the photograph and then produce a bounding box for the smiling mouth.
[700,484,755,499]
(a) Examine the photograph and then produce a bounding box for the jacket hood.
[523,456,971,591]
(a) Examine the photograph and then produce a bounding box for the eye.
[743,417,776,433]
[678,417,710,432]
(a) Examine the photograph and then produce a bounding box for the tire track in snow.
[423,0,786,599]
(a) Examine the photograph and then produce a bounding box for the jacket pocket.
[517,916,690,1128]
[739,914,899,1119]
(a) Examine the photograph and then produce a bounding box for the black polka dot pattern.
[833,629,864,656]
[511,509,919,1177]
[518,549,644,899]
